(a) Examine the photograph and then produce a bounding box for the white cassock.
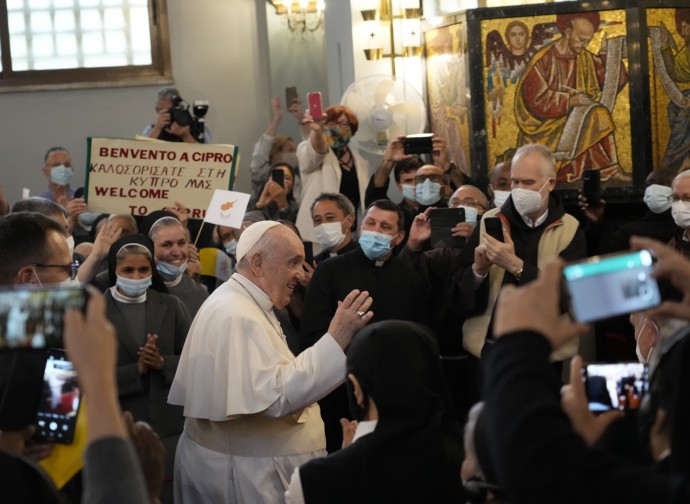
[168,273,346,504]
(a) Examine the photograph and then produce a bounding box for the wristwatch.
[513,266,524,281]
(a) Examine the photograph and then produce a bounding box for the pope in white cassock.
[168,220,374,503]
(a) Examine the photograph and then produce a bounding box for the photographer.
[143,87,211,144]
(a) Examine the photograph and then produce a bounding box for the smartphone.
[34,349,81,444]
[583,362,648,413]
[562,249,661,323]
[582,169,601,207]
[0,286,87,350]
[285,86,298,107]
[429,208,465,248]
[307,92,323,121]
[402,133,434,155]
[271,168,285,188]
[483,217,504,242]
[303,241,314,265]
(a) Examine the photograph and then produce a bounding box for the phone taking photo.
[285,86,298,107]
[562,249,661,323]
[429,207,465,248]
[271,168,285,188]
[0,286,87,350]
[402,134,434,155]
[34,349,81,444]
[307,92,323,121]
[583,362,648,413]
[483,217,504,242]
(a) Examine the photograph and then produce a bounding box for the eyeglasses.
[670,196,690,204]
[415,174,445,184]
[325,120,351,129]
[31,261,81,280]
[450,198,488,210]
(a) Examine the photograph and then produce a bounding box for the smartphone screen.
[584,362,648,412]
[483,217,504,242]
[0,286,86,350]
[271,168,285,188]
[34,349,81,444]
[307,92,323,120]
[562,250,661,323]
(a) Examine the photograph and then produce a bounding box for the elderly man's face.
[565,18,594,55]
[510,153,553,192]
[449,187,489,215]
[257,227,305,309]
[43,150,72,179]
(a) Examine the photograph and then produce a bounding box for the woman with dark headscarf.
[104,234,191,502]
[286,320,464,503]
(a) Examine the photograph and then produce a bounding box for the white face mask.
[401,184,416,201]
[66,235,75,256]
[643,185,672,214]
[671,200,690,229]
[511,179,550,217]
[493,190,511,209]
[224,238,238,257]
[458,205,478,225]
[314,221,346,250]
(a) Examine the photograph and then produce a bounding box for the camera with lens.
[168,95,210,143]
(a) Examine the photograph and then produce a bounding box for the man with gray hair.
[450,143,586,364]
[143,86,212,143]
[169,221,374,503]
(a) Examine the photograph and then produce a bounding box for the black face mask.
[346,378,368,422]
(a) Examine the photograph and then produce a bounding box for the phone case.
[307,92,323,120]
[429,208,466,248]
[484,217,504,242]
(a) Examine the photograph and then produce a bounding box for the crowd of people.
[2,86,690,504]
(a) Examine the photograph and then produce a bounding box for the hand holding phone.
[582,169,602,208]
[562,249,661,323]
[307,92,323,122]
[402,134,434,155]
[271,168,285,188]
[583,362,648,413]
[483,217,504,242]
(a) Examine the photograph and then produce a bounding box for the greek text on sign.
[85,137,238,218]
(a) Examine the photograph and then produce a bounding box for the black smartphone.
[483,217,504,242]
[303,241,314,265]
[429,208,465,248]
[34,349,81,444]
[271,168,285,188]
[582,169,601,207]
[402,134,434,155]
[0,286,87,350]
[562,249,661,323]
[583,362,648,413]
[285,86,298,107]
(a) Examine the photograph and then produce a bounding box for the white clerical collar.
[519,208,549,228]
[164,274,184,287]
[109,285,146,304]
[352,420,378,443]
[233,273,273,311]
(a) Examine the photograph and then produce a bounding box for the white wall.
[0,0,270,205]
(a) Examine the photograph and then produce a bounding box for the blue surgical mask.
[359,230,395,260]
[224,238,238,257]
[50,165,73,186]
[116,275,152,297]
[415,179,442,206]
[459,205,478,225]
[401,184,416,201]
[157,260,188,281]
